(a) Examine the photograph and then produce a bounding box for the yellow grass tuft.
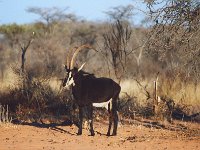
[0,68,18,91]
[48,77,62,92]
[159,78,200,106]
[120,79,154,107]
[120,78,200,114]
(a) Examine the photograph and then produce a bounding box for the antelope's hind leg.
[112,110,118,136]
[77,106,83,135]
[106,112,113,136]
[112,96,119,136]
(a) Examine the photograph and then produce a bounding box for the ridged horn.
[70,44,98,69]
[66,47,77,68]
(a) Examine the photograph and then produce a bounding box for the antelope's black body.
[63,45,121,136]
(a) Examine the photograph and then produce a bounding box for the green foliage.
[70,24,97,45]
[105,4,134,21]
[0,23,25,39]
[26,7,76,24]
[0,24,30,48]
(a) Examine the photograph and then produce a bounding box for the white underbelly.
[92,99,112,110]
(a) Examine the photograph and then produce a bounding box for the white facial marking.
[64,72,75,89]
[68,72,75,85]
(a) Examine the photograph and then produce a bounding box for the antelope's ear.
[78,62,86,72]
[63,64,68,71]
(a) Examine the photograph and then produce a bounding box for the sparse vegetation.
[0,104,12,124]
[0,1,199,127]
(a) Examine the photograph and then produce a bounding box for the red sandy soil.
[0,121,199,150]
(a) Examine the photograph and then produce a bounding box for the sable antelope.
[62,45,121,136]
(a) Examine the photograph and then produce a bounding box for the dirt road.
[0,121,199,150]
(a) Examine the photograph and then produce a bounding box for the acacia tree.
[27,7,76,33]
[0,44,6,81]
[20,33,34,74]
[0,24,26,82]
[0,24,25,48]
[144,0,200,96]
[105,5,134,21]
[103,20,132,82]
[104,5,154,80]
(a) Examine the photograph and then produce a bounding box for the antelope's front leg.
[77,106,83,135]
[88,104,95,136]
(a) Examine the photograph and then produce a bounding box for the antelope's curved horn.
[70,44,98,69]
[66,47,77,68]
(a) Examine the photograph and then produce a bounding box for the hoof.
[112,133,117,136]
[106,133,110,136]
[77,131,82,135]
[90,131,95,136]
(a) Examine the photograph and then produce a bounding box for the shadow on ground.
[13,119,79,136]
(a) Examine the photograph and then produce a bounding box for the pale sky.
[0,0,147,25]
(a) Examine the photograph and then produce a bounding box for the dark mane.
[80,70,95,78]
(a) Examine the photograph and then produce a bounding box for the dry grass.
[0,67,199,122]
[119,78,200,118]
[159,78,200,115]
[0,67,18,91]
[120,79,153,102]
[48,77,62,93]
